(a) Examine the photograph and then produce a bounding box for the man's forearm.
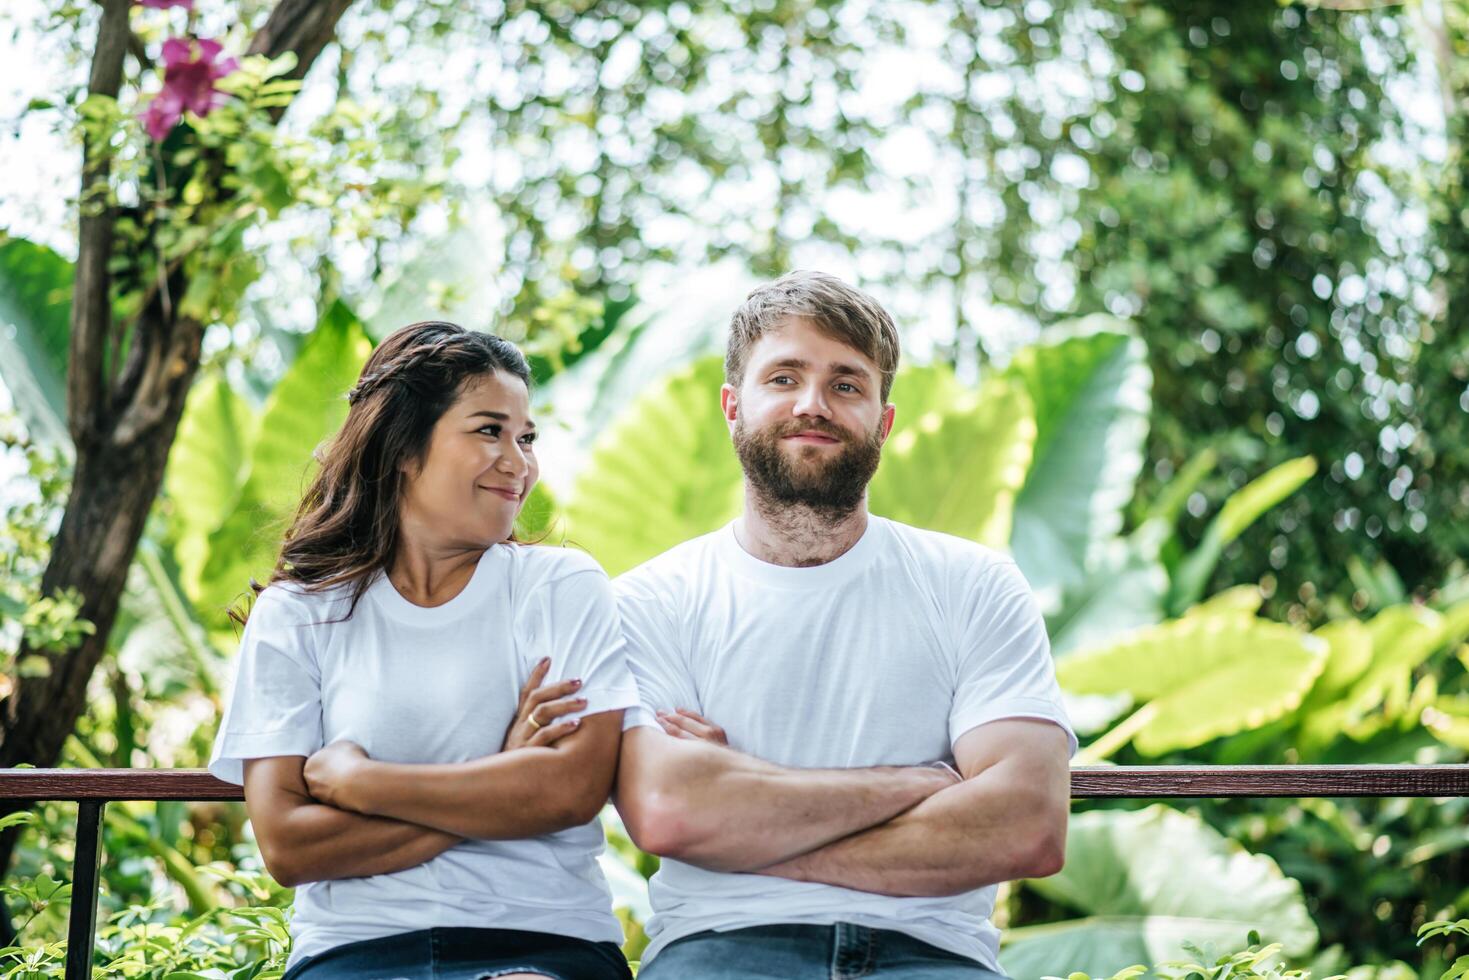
[758,761,1068,896]
[616,729,955,872]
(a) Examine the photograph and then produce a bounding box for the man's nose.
[793,384,832,419]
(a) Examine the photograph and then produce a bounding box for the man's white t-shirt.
[209,544,641,968]
[614,516,1077,970]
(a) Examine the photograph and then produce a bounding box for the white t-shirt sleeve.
[208,587,325,785]
[949,558,1078,757]
[527,564,641,719]
[613,570,701,731]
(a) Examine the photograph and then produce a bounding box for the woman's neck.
[387,537,487,608]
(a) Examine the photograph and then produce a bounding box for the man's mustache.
[770,419,849,442]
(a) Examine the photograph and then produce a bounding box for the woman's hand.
[502,657,588,751]
[656,707,728,746]
[304,740,370,810]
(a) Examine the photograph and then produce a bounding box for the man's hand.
[502,657,588,751]
[303,740,369,810]
[656,707,728,745]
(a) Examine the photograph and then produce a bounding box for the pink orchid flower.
[139,37,239,141]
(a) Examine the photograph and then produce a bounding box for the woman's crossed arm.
[243,756,461,888]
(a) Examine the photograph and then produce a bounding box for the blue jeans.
[281,927,632,980]
[637,923,1008,979]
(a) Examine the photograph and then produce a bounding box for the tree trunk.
[0,0,360,883]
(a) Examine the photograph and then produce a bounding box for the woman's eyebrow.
[466,410,536,429]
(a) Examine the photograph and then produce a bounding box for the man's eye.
[835,382,858,393]
[771,375,794,385]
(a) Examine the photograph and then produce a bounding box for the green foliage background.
[1,0,1467,978]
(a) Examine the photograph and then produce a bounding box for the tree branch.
[248,0,356,121]
[67,0,132,448]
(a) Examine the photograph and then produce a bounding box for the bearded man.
[612,270,1076,979]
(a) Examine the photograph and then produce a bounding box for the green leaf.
[1141,446,1217,529]
[1005,319,1151,610]
[195,303,372,626]
[1058,615,1327,755]
[0,812,35,832]
[1048,530,1170,658]
[1424,695,1469,751]
[163,373,260,600]
[0,236,73,445]
[1183,585,1264,620]
[869,372,1035,548]
[1167,456,1317,614]
[515,483,560,541]
[1001,806,1318,980]
[565,356,742,577]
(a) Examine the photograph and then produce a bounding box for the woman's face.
[398,370,538,548]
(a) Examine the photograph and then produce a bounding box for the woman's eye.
[479,424,502,437]
[519,433,538,446]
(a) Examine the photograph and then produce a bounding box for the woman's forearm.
[263,801,461,887]
[243,757,460,887]
[333,713,622,839]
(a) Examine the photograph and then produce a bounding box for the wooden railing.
[5,764,1469,980]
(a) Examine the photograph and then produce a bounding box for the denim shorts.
[637,923,1008,980]
[281,927,632,980]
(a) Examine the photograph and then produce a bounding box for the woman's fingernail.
[570,678,582,688]
[540,657,551,667]
[576,699,587,708]
[568,718,580,728]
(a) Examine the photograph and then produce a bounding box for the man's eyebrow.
[466,410,536,428]
[767,357,874,380]
[828,361,875,380]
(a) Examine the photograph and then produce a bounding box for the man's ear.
[879,403,896,444]
[720,383,739,429]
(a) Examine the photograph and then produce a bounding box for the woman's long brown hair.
[230,321,533,625]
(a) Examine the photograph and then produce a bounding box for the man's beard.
[732,416,883,518]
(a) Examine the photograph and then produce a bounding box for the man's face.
[722,317,895,513]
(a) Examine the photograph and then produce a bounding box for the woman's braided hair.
[231,321,532,625]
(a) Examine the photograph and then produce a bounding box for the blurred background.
[1,0,1467,976]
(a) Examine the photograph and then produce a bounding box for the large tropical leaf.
[547,260,754,453]
[869,372,1035,549]
[1000,806,1318,980]
[1313,601,1469,741]
[1166,456,1318,614]
[194,303,372,624]
[1005,319,1151,610]
[1047,528,1170,658]
[1057,615,1327,756]
[0,237,73,445]
[883,362,969,439]
[163,373,260,598]
[565,356,742,576]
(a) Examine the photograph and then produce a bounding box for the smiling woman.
[209,322,639,980]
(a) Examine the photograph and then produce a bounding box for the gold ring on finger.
[526,713,542,731]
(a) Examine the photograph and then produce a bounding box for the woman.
[208,322,639,980]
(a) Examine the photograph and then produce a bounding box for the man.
[613,270,1076,979]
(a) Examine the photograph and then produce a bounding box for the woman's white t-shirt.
[208,544,640,967]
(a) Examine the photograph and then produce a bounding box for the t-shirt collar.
[717,513,884,589]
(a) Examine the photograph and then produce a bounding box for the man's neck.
[735,486,870,568]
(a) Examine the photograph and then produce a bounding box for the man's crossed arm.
[614,712,1070,896]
